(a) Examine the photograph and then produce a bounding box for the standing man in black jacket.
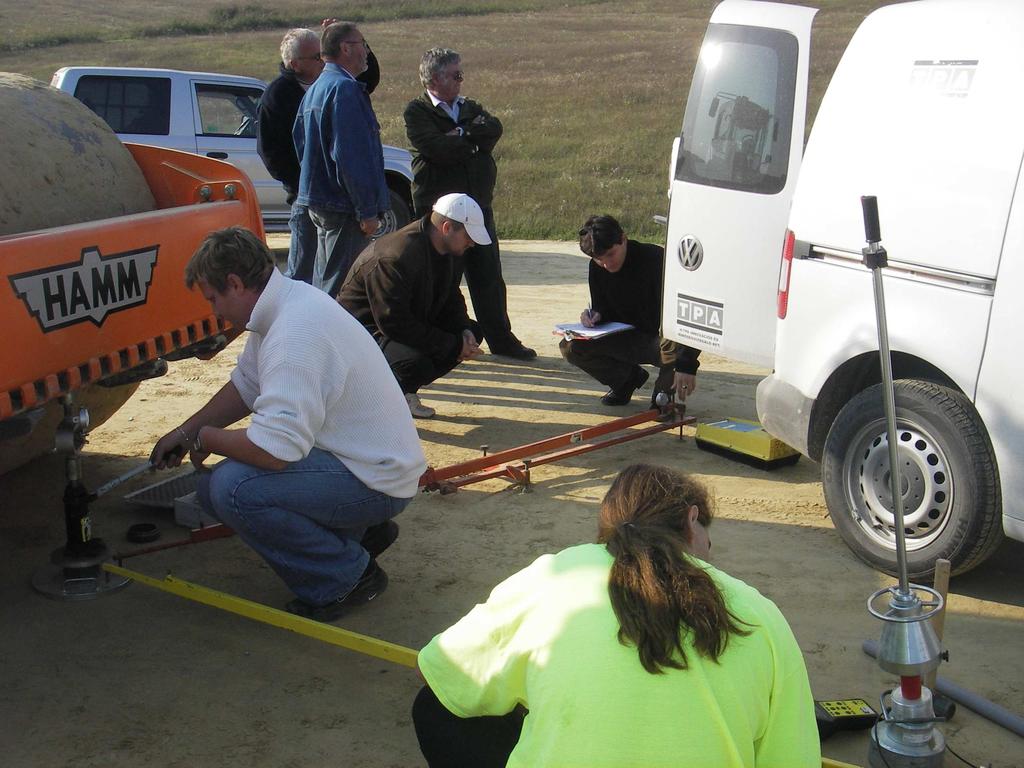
[257,26,381,282]
[257,28,324,282]
[403,47,536,361]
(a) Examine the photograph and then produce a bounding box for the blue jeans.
[284,202,318,283]
[196,448,412,605]
[308,208,371,299]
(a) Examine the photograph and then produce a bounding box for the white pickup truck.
[51,66,414,234]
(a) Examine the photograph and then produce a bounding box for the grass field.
[0,0,895,240]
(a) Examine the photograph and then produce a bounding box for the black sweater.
[589,240,700,374]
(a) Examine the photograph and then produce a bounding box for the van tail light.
[777,229,795,319]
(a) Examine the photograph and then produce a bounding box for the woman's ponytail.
[598,465,748,674]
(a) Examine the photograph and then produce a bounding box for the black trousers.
[559,330,674,391]
[380,322,482,394]
[416,205,517,351]
[412,685,525,768]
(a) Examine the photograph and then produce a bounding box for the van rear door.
[661,1,815,367]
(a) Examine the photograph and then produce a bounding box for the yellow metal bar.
[103,562,418,668]
[822,758,864,768]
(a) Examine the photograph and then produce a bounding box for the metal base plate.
[32,562,131,601]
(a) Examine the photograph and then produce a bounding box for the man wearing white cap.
[338,193,488,419]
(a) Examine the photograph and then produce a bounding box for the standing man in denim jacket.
[258,26,381,284]
[293,22,390,298]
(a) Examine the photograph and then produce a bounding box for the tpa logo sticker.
[910,60,978,98]
[677,293,724,336]
[9,245,158,332]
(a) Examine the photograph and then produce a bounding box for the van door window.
[677,24,798,194]
[195,84,261,138]
[74,76,171,135]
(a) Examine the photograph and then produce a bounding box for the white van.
[661,0,1023,578]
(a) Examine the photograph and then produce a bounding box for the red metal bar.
[421,409,693,492]
[114,523,234,561]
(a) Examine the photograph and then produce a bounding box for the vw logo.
[677,236,704,271]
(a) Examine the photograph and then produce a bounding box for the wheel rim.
[842,418,953,551]
[375,208,399,236]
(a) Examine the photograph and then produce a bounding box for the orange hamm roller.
[1,142,263,476]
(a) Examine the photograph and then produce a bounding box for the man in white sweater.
[150,227,427,622]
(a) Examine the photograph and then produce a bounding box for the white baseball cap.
[432,193,492,245]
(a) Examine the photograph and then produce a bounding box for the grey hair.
[280,28,318,67]
[419,47,461,89]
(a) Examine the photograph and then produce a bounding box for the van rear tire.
[822,380,1003,579]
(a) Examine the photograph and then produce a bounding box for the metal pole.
[861,195,910,596]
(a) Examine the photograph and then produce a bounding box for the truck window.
[74,76,171,136]
[195,84,262,138]
[676,24,798,195]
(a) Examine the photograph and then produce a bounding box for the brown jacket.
[338,217,472,360]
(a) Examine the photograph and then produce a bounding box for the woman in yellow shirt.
[414,464,820,767]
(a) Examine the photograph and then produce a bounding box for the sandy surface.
[2,240,1022,767]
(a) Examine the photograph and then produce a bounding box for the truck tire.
[822,380,1003,579]
[1,73,154,475]
[378,187,411,235]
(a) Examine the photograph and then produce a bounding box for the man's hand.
[674,372,697,401]
[150,426,191,469]
[580,308,601,328]
[459,329,481,361]
[190,447,212,470]
[360,216,380,236]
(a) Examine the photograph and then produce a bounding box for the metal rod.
[862,195,910,595]
[93,461,157,498]
[871,266,909,595]
[102,563,418,668]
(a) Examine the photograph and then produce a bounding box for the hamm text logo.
[9,245,158,332]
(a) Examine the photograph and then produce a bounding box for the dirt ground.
[2,240,1022,767]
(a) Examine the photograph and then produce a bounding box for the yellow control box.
[694,418,800,468]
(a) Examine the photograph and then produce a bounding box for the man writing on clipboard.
[559,215,700,407]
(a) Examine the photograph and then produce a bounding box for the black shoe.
[601,367,650,406]
[285,561,388,623]
[360,520,399,559]
[490,336,537,360]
